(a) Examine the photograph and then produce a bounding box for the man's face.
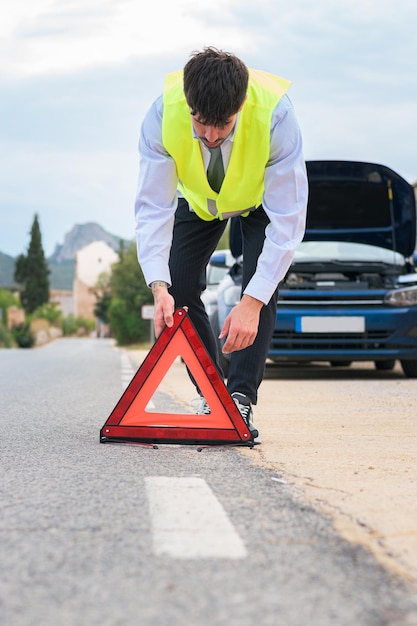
[190,113,238,149]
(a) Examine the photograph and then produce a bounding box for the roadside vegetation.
[0,215,96,348]
[1,216,231,348]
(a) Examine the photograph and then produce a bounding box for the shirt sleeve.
[243,94,308,304]
[134,96,178,286]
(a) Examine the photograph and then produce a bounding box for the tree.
[107,241,152,344]
[94,271,112,324]
[14,214,50,314]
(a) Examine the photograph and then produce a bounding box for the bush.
[0,288,20,324]
[107,241,152,345]
[30,302,62,325]
[11,323,35,348]
[62,315,96,337]
[0,323,15,348]
[108,297,148,345]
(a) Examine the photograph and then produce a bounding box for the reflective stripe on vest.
[162,69,291,221]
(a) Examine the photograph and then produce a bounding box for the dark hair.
[183,47,249,127]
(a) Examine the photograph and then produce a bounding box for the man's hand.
[219,294,263,354]
[151,283,175,337]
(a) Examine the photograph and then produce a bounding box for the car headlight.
[223,285,241,307]
[384,286,417,306]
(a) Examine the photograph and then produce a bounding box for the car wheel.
[374,360,395,371]
[400,359,417,378]
[209,313,230,377]
[329,361,352,367]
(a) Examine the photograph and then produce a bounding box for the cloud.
[0,141,138,257]
[0,0,416,258]
[0,61,149,256]
[1,0,249,78]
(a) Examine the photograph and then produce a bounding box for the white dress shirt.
[134,93,308,304]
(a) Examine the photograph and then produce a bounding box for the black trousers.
[168,198,278,404]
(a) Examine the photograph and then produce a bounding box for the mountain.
[49,222,128,263]
[48,260,76,291]
[0,223,132,291]
[0,252,16,289]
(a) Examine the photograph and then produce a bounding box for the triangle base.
[100,429,254,448]
[100,421,255,446]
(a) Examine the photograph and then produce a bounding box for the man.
[135,47,308,442]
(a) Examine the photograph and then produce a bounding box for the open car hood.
[304,161,416,258]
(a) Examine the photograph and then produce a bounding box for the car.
[206,160,417,378]
[201,249,239,319]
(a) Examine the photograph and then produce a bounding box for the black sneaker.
[231,392,261,444]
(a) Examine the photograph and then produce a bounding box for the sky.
[1,0,416,258]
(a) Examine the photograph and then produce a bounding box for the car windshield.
[207,264,229,286]
[293,241,405,266]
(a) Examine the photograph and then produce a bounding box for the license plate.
[296,316,365,333]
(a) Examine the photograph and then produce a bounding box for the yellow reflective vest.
[162,69,291,220]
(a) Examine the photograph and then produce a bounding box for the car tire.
[374,360,395,371]
[209,313,230,378]
[400,359,417,378]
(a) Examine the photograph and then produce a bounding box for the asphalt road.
[1,338,417,626]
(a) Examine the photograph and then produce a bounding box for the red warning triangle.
[100,308,253,446]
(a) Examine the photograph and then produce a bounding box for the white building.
[73,241,119,320]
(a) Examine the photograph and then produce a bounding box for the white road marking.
[145,476,247,559]
[120,352,135,390]
[120,351,154,409]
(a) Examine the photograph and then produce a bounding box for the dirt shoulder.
[127,349,417,584]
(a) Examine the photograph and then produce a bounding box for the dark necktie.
[207,146,225,193]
